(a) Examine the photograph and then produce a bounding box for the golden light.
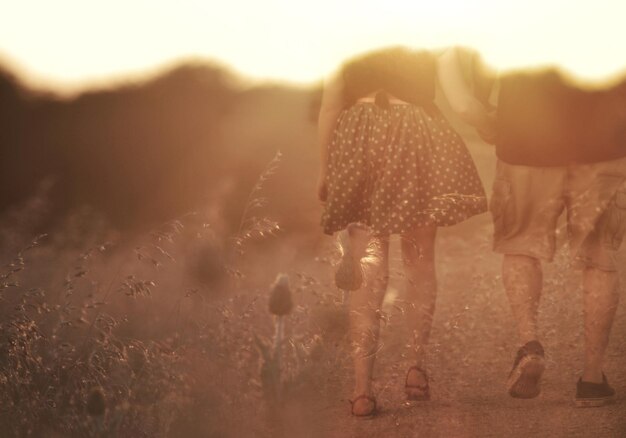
[0,0,624,92]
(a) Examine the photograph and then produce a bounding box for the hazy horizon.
[2,0,626,94]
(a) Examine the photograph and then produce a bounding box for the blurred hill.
[2,62,623,246]
[0,63,321,241]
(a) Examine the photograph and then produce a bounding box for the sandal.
[349,394,377,417]
[405,366,430,401]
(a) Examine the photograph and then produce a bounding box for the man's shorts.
[490,156,626,271]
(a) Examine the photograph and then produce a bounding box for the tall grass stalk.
[232,151,282,257]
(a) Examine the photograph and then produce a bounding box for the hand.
[317,173,328,203]
[478,126,497,144]
[478,109,497,144]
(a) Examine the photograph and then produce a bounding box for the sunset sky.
[1,0,625,92]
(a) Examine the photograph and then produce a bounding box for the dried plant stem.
[230,151,282,259]
[236,151,282,237]
[69,261,125,372]
[273,316,284,402]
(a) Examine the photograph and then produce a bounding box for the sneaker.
[507,340,545,399]
[575,373,616,408]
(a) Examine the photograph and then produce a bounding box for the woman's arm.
[437,47,497,142]
[317,72,345,201]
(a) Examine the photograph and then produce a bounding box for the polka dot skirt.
[321,102,488,235]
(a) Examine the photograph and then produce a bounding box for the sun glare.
[0,0,624,91]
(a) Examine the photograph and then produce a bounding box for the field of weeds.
[1,146,625,438]
[0,152,343,437]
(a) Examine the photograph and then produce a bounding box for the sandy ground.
[265,213,626,438]
[260,146,626,438]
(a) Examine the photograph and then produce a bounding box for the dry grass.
[0,153,625,437]
[0,158,351,437]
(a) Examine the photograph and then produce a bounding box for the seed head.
[268,273,292,316]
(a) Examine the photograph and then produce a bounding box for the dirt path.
[266,214,626,438]
[243,146,626,438]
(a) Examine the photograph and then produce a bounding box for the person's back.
[496,71,626,165]
[341,47,436,107]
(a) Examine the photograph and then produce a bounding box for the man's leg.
[491,160,564,398]
[570,243,620,406]
[502,254,543,344]
[565,157,626,405]
[582,267,619,384]
[502,254,547,398]
[573,265,619,407]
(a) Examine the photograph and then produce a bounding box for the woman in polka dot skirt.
[317,46,495,417]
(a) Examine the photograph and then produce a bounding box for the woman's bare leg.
[401,226,437,389]
[348,230,389,415]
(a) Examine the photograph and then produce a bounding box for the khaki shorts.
[491,157,626,271]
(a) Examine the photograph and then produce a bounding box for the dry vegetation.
[2,148,625,437]
[0,155,348,437]
[1,64,625,437]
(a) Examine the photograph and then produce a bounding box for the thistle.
[257,274,293,406]
[268,273,292,317]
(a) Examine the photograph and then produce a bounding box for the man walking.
[494,72,625,406]
[439,48,626,407]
